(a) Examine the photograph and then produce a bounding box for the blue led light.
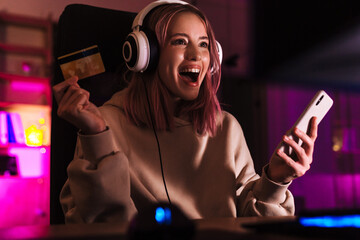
[165,207,172,224]
[299,215,360,228]
[155,207,165,224]
[155,207,172,225]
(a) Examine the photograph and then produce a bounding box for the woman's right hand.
[52,76,107,135]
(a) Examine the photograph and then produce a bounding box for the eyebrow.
[169,33,209,41]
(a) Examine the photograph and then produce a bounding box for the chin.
[181,93,199,101]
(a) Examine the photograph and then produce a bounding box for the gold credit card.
[57,45,105,80]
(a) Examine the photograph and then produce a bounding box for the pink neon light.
[10,81,46,92]
[8,147,45,177]
[21,62,32,73]
[0,173,49,228]
[0,111,8,145]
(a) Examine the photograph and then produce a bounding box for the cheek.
[202,54,211,76]
[159,50,176,70]
[157,58,174,88]
[159,54,181,78]
[158,54,170,76]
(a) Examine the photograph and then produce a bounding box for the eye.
[171,38,187,46]
[200,41,209,48]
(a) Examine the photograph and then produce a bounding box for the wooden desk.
[0,216,318,240]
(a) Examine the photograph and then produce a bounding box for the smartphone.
[279,90,333,156]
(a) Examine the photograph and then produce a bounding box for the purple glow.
[0,146,50,227]
[0,177,49,228]
[266,85,360,211]
[10,81,46,92]
[333,174,360,209]
[339,127,360,153]
[8,147,45,177]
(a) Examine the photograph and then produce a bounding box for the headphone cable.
[143,79,172,205]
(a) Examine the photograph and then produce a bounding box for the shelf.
[0,101,14,108]
[0,11,53,73]
[0,144,50,149]
[0,11,52,228]
[0,42,50,57]
[0,102,51,110]
[0,175,21,179]
[0,72,50,83]
[0,101,51,108]
[0,12,52,29]
[0,73,52,106]
[0,98,51,108]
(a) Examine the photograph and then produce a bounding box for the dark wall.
[219,76,269,174]
[252,0,360,78]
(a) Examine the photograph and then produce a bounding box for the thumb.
[53,76,79,104]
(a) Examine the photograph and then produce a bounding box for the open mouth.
[179,68,200,83]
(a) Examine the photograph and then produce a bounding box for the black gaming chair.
[50,4,136,224]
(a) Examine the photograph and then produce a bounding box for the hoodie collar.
[103,89,191,128]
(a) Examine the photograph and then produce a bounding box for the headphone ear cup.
[123,30,151,72]
[123,33,138,71]
[142,29,159,72]
[215,41,223,65]
[211,40,223,74]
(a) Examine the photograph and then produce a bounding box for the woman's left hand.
[268,117,318,184]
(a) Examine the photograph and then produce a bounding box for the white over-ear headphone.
[122,0,223,72]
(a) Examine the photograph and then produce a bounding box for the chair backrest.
[50,4,136,224]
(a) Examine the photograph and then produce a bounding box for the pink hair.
[123,4,222,136]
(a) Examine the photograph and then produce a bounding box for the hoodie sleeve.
[236,165,295,216]
[59,128,136,223]
[226,113,295,217]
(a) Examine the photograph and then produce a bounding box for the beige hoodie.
[60,90,294,223]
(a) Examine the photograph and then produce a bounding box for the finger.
[58,94,91,130]
[277,148,309,177]
[294,121,317,157]
[294,127,314,152]
[53,76,79,104]
[58,90,90,120]
[308,117,318,140]
[281,134,313,167]
[52,76,79,104]
[277,148,298,169]
[57,86,90,116]
[73,92,91,113]
[52,76,79,96]
[282,135,308,161]
[293,127,310,143]
[63,86,89,105]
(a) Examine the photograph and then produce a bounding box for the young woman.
[53,2,318,223]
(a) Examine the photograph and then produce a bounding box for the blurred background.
[1,0,360,227]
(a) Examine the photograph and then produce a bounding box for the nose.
[185,43,201,61]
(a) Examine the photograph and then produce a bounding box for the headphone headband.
[132,0,188,29]
[123,0,222,72]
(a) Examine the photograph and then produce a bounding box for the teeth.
[180,68,200,73]
[179,68,199,83]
